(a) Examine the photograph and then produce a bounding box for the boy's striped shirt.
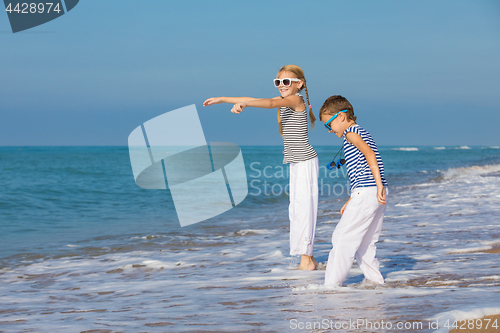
[343,124,388,191]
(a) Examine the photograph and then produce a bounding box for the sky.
[1,0,499,146]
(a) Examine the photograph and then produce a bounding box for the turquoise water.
[1,145,500,332]
[1,145,499,263]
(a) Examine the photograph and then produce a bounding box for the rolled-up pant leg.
[289,156,319,256]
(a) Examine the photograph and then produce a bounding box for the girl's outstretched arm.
[203,97,257,106]
[230,95,304,114]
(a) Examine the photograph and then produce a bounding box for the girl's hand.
[231,103,246,114]
[377,187,386,205]
[203,97,222,107]
[340,198,350,215]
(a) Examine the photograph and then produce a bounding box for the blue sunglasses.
[324,110,347,130]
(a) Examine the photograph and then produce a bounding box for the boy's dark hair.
[319,95,357,122]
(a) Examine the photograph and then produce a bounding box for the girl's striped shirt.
[343,124,388,191]
[280,94,317,164]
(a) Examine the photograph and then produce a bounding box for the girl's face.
[276,71,303,98]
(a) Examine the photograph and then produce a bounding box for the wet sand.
[483,247,500,254]
[448,243,500,333]
[449,314,500,333]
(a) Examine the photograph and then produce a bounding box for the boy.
[319,95,388,286]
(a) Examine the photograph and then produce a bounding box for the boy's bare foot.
[297,255,316,270]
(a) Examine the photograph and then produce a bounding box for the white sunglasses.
[273,78,301,87]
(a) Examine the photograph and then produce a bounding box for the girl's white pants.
[325,186,387,286]
[289,156,318,256]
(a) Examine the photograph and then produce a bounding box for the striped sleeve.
[343,125,388,191]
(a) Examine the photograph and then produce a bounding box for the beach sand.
[483,247,500,254]
[446,246,500,333]
[449,314,500,333]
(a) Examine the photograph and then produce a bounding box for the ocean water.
[1,145,500,332]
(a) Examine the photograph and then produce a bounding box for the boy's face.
[321,112,346,138]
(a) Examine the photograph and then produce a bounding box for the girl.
[203,65,319,270]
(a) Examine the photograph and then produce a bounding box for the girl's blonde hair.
[276,65,316,136]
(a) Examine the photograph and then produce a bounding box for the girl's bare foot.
[297,255,316,270]
[312,256,318,267]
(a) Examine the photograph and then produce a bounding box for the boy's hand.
[231,103,246,114]
[203,97,222,106]
[340,198,350,215]
[377,187,386,205]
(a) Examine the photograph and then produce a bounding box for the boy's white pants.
[325,186,387,286]
[289,156,318,256]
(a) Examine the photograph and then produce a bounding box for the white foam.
[268,250,285,258]
[381,239,411,244]
[434,147,446,150]
[447,246,492,254]
[270,267,286,273]
[482,240,500,247]
[425,280,461,285]
[413,254,436,260]
[441,164,500,180]
[234,229,272,236]
[293,283,347,292]
[391,147,419,151]
[129,234,166,240]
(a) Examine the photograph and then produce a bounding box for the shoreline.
[449,314,500,333]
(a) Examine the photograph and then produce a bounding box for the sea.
[1,145,500,332]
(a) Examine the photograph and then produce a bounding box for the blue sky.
[1,0,499,146]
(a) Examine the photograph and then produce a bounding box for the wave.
[233,229,272,236]
[455,146,472,150]
[441,164,500,180]
[391,147,418,151]
[434,147,446,150]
